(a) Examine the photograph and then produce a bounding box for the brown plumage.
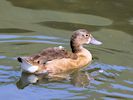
[27,47,78,65]
[17,29,102,78]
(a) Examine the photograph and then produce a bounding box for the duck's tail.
[17,57,38,73]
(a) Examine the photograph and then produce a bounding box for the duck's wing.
[18,46,77,65]
[31,46,78,64]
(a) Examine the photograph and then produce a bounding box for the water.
[0,0,133,99]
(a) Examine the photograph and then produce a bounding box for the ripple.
[0,40,64,44]
[88,62,129,72]
[111,84,133,92]
[0,35,20,39]
[0,65,20,84]
[124,80,133,85]
[95,90,133,99]
[0,34,61,40]
[0,56,6,59]
[87,62,133,99]
[28,35,61,40]
[0,65,12,70]
[0,34,65,45]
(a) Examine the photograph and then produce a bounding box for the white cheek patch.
[86,38,91,44]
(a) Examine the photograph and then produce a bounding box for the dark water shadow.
[106,23,133,36]
[105,95,127,100]
[0,28,34,33]
[11,42,34,45]
[38,21,102,32]
[7,0,133,35]
[16,70,91,89]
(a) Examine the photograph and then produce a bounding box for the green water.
[0,0,133,100]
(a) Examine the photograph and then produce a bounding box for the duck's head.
[71,29,102,52]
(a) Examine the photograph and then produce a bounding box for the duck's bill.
[90,37,102,45]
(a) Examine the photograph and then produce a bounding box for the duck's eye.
[86,34,89,37]
[37,61,40,64]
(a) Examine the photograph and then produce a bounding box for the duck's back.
[28,46,77,65]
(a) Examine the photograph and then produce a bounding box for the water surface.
[0,0,133,100]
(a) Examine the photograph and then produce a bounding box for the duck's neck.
[70,40,82,53]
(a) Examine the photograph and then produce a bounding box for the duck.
[17,29,102,78]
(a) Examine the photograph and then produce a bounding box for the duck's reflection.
[16,70,91,89]
[71,71,91,87]
[16,72,48,89]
